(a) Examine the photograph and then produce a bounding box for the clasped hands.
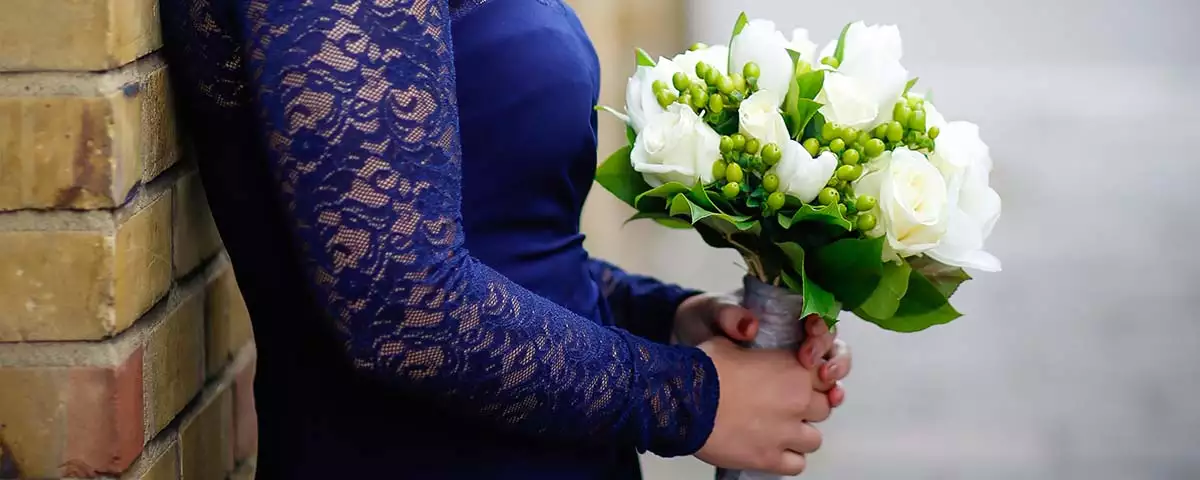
[674,291,853,476]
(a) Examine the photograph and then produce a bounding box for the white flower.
[926,118,1002,272]
[738,91,789,148]
[630,103,721,187]
[787,28,819,66]
[816,22,908,130]
[670,45,729,83]
[772,140,838,203]
[624,57,683,133]
[729,19,794,104]
[854,148,949,259]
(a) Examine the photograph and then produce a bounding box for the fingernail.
[809,319,827,336]
[737,318,752,334]
[824,363,840,380]
[808,346,822,365]
[800,344,815,364]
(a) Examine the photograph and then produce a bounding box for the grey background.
[582,0,1200,478]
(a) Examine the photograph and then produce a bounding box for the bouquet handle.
[715,275,808,480]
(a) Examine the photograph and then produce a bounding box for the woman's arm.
[588,259,701,343]
[237,0,716,456]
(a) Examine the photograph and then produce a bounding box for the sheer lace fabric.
[164,0,718,456]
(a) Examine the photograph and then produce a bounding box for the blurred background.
[569,0,1200,478]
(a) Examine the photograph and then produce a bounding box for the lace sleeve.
[235,0,718,455]
[589,259,702,344]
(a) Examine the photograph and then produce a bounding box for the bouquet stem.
[715,275,808,480]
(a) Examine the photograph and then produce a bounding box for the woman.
[159,0,853,478]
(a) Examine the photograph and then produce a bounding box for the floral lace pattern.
[161,0,717,456]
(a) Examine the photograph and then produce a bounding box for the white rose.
[772,140,838,204]
[631,103,721,187]
[926,119,1002,272]
[787,28,819,66]
[816,22,908,129]
[729,19,794,104]
[671,45,729,83]
[624,57,683,133]
[854,147,949,259]
[738,90,789,148]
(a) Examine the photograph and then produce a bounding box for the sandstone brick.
[174,172,222,279]
[179,388,234,480]
[0,191,172,342]
[121,432,179,480]
[0,348,144,478]
[232,348,258,463]
[204,266,252,377]
[0,59,176,211]
[142,292,206,442]
[0,0,161,72]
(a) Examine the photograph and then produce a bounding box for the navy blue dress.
[159,0,719,478]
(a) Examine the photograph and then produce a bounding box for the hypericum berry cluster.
[711,132,788,210]
[651,55,764,126]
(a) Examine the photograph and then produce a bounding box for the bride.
[159,0,854,478]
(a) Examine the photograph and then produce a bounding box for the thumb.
[715,305,759,342]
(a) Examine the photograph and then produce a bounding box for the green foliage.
[594,146,649,207]
[636,48,656,67]
[833,22,853,64]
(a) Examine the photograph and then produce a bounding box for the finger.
[784,422,824,455]
[819,340,852,383]
[805,390,832,423]
[799,335,832,369]
[806,315,830,338]
[827,383,846,408]
[773,451,808,476]
[715,306,758,342]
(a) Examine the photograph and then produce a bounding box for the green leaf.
[777,242,840,322]
[903,77,920,96]
[802,112,826,141]
[633,182,691,212]
[687,183,719,211]
[595,146,650,208]
[833,22,853,64]
[727,12,750,72]
[636,48,655,67]
[808,236,886,309]
[778,203,853,231]
[625,211,692,229]
[626,125,637,146]
[669,193,756,232]
[858,269,962,332]
[907,256,973,297]
[783,70,825,139]
[855,260,912,319]
[795,70,825,100]
[712,114,739,136]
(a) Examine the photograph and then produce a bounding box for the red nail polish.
[737,318,751,334]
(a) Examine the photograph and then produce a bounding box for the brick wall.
[0,3,257,479]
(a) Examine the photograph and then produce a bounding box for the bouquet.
[596,13,1001,479]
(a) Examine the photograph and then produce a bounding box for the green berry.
[830,138,846,154]
[762,143,782,166]
[730,134,747,152]
[690,42,708,51]
[744,138,761,155]
[818,187,840,206]
[838,203,848,216]
[842,148,861,165]
[729,73,747,92]
[907,94,923,107]
[692,90,709,110]
[695,62,711,80]
[705,68,720,86]
[856,131,873,148]
[820,56,840,69]
[893,103,912,127]
[909,110,927,132]
[708,93,725,113]
[678,93,692,107]
[712,160,728,181]
[827,177,839,187]
[803,138,821,157]
[856,213,877,231]
[836,164,863,182]
[855,195,877,211]
[841,127,859,143]
[658,90,678,108]
[865,138,886,158]
[873,123,890,139]
[886,121,904,142]
[821,122,838,142]
[653,80,670,94]
[723,182,741,199]
[716,75,735,95]
[767,192,786,211]
[928,125,941,139]
[763,173,780,192]
[672,72,691,92]
[725,163,744,183]
[819,146,831,155]
[742,62,761,80]
[719,136,734,153]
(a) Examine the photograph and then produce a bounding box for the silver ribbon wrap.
[715,275,808,480]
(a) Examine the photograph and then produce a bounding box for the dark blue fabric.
[158,0,715,478]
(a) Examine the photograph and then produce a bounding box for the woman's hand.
[695,337,825,475]
[675,292,853,407]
